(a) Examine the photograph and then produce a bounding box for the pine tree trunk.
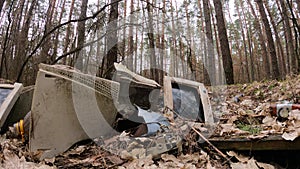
[62,0,75,65]
[203,0,214,85]
[296,0,300,14]
[247,29,255,81]
[0,0,4,14]
[264,1,286,76]
[18,0,37,84]
[236,4,250,82]
[84,41,94,73]
[40,0,56,64]
[247,0,270,78]
[170,0,176,76]
[139,26,144,74]
[52,0,66,63]
[212,0,234,84]
[196,0,205,83]
[237,45,244,83]
[134,22,138,73]
[256,0,280,80]
[280,0,300,74]
[239,1,255,81]
[10,0,26,80]
[127,0,134,71]
[184,1,196,81]
[104,0,119,79]
[174,1,180,77]
[159,0,166,85]
[74,0,88,71]
[211,7,223,84]
[0,1,14,79]
[146,0,157,82]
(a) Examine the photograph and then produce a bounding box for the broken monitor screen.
[0,88,12,106]
[172,84,204,122]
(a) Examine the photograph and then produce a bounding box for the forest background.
[0,0,299,86]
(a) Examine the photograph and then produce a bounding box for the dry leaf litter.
[0,75,299,168]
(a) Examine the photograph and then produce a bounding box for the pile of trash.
[0,63,299,168]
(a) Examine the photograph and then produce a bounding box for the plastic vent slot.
[39,64,120,101]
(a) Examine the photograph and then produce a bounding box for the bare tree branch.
[0,1,14,79]
[16,0,123,82]
[52,33,107,65]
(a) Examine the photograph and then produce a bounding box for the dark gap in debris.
[45,74,56,78]
[114,108,146,136]
[128,87,154,110]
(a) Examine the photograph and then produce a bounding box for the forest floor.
[0,75,300,169]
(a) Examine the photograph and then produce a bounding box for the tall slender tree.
[236,2,250,82]
[0,0,4,14]
[74,0,88,71]
[62,0,75,65]
[184,1,197,81]
[203,0,215,85]
[127,0,134,71]
[40,0,56,64]
[0,1,14,79]
[297,0,300,14]
[146,0,158,82]
[17,0,37,84]
[158,0,166,85]
[264,1,286,76]
[212,0,234,84]
[103,0,119,79]
[9,0,26,80]
[240,1,255,81]
[246,0,270,77]
[255,0,280,80]
[52,0,66,63]
[281,0,298,73]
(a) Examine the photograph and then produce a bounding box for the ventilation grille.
[39,64,120,101]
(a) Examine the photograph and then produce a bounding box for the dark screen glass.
[0,88,12,106]
[172,84,204,122]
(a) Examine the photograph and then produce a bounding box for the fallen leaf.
[262,116,274,124]
[227,151,249,162]
[63,145,85,156]
[241,99,254,107]
[44,157,55,164]
[247,133,268,140]
[1,149,55,169]
[282,128,300,141]
[227,115,238,123]
[289,110,300,121]
[161,154,178,163]
[106,155,123,165]
[231,158,275,169]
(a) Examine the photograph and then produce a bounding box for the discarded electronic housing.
[114,63,213,124]
[0,83,23,132]
[29,63,213,159]
[113,63,161,110]
[29,64,120,159]
[163,76,214,124]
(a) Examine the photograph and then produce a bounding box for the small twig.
[165,106,231,163]
[191,126,232,163]
[102,157,107,168]
[107,160,128,169]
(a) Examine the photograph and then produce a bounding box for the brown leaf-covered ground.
[211,75,300,139]
[0,75,299,169]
